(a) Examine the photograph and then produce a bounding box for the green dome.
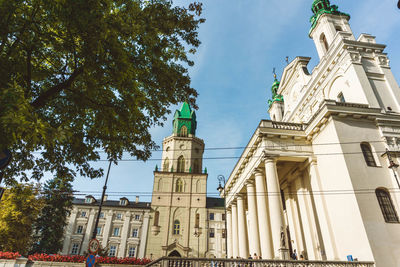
[268,78,283,107]
[309,0,350,34]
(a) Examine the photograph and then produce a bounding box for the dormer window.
[119,198,128,206]
[85,195,95,204]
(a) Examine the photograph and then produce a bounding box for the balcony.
[146,257,374,267]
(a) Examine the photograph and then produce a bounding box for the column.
[138,212,150,258]
[295,176,316,260]
[308,159,338,260]
[246,180,261,257]
[102,210,114,248]
[231,201,239,258]
[264,156,285,258]
[254,169,273,259]
[118,211,131,257]
[236,194,249,258]
[226,208,233,258]
[62,208,78,254]
[81,209,96,254]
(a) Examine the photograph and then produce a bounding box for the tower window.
[175,178,184,193]
[335,26,343,32]
[360,143,377,167]
[177,156,185,172]
[180,125,188,137]
[163,158,169,172]
[376,188,399,223]
[193,159,200,173]
[320,33,329,52]
[173,220,180,235]
[153,211,160,226]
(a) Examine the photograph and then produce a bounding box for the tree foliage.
[0,183,43,255]
[0,0,204,184]
[30,177,73,254]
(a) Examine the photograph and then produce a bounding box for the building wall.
[62,201,150,258]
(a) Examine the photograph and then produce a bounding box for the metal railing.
[146,257,374,267]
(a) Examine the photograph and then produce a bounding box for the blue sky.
[72,0,400,202]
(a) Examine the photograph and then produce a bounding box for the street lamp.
[217,175,228,258]
[386,149,400,190]
[92,158,113,240]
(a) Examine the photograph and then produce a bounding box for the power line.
[29,140,391,154]
[67,188,400,197]
[91,149,394,162]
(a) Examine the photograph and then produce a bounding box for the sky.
[71,0,400,202]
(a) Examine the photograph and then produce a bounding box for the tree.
[0,183,43,255]
[0,0,204,184]
[30,177,73,254]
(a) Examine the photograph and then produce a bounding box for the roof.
[73,198,151,209]
[206,197,225,209]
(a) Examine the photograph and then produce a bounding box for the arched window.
[320,33,329,52]
[376,189,399,223]
[360,143,377,167]
[180,125,188,137]
[153,211,160,226]
[193,159,200,173]
[163,158,169,172]
[177,156,185,172]
[173,220,180,235]
[175,178,184,193]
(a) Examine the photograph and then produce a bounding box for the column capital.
[235,193,245,200]
[253,168,264,176]
[308,157,318,166]
[226,206,232,212]
[262,151,279,162]
[245,179,255,187]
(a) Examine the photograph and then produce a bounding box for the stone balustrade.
[145,257,375,267]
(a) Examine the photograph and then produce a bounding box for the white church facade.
[223,1,400,267]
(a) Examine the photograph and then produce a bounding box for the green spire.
[173,102,197,137]
[268,74,284,107]
[310,0,350,34]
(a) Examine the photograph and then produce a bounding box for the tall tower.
[146,102,208,258]
[309,0,354,59]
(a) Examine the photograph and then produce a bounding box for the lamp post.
[217,174,228,258]
[92,158,113,240]
[386,149,400,190]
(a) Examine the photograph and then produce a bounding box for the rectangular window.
[128,246,136,257]
[76,225,83,234]
[209,213,214,220]
[96,227,101,235]
[99,212,104,218]
[109,245,117,257]
[116,213,122,220]
[222,213,226,221]
[132,228,139,237]
[113,227,120,236]
[222,229,226,238]
[71,243,79,255]
[120,199,127,205]
[80,211,87,218]
[209,228,215,238]
[135,214,140,221]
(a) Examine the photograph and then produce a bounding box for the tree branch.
[31,67,83,109]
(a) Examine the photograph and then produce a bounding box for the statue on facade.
[280,226,286,248]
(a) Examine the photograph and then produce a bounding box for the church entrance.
[168,250,181,257]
